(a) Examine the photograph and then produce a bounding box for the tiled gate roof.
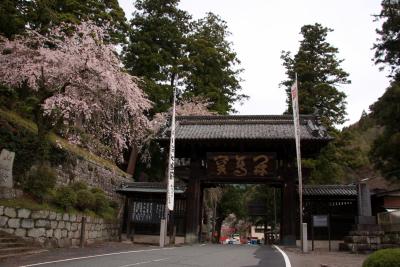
[162,115,331,141]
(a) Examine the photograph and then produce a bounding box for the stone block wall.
[0,206,120,248]
[54,158,132,201]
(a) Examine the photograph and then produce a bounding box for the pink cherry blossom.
[0,22,152,162]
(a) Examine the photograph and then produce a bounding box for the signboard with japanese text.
[207,152,277,179]
[312,215,329,227]
[132,201,165,223]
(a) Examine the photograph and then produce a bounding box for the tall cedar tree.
[184,13,247,114]
[370,1,400,180]
[123,0,191,114]
[281,23,350,127]
[0,0,128,43]
[123,1,245,115]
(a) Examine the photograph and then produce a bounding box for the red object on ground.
[220,236,228,243]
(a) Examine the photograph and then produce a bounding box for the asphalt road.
[11,244,288,267]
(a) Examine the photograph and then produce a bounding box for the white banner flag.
[291,78,302,184]
[166,88,176,211]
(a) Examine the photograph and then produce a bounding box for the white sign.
[0,149,15,188]
[313,215,329,227]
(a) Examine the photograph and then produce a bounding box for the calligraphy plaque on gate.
[207,152,277,178]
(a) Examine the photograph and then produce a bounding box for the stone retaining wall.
[0,206,119,248]
[54,158,132,201]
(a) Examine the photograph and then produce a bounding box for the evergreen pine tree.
[184,13,246,114]
[281,23,350,127]
[123,0,191,114]
[0,0,128,43]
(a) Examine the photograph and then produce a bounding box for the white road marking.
[118,258,169,267]
[273,245,292,267]
[199,244,206,247]
[20,248,176,267]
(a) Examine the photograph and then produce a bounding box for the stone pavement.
[284,247,368,267]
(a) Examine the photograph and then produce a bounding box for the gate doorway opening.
[201,184,282,245]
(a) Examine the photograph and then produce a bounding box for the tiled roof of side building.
[303,185,357,196]
[161,115,332,141]
[116,182,186,194]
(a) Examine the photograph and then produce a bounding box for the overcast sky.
[118,0,390,127]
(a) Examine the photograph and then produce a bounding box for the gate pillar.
[281,170,297,246]
[185,158,202,243]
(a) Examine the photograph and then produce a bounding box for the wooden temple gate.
[160,115,331,245]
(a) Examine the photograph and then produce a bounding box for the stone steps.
[0,230,46,260]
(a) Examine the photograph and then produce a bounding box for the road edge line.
[273,245,292,267]
[20,247,175,267]
[118,257,169,267]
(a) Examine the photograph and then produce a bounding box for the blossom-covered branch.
[0,22,152,162]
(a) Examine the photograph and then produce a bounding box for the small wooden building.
[372,189,400,214]
[117,182,186,244]
[303,185,358,240]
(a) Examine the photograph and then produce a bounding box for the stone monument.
[340,182,384,252]
[0,148,15,188]
[357,183,375,224]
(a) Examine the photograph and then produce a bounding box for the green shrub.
[75,189,95,211]
[71,181,88,191]
[93,192,109,213]
[23,164,56,202]
[90,187,103,195]
[362,248,400,267]
[109,200,119,210]
[53,186,77,210]
[99,206,116,220]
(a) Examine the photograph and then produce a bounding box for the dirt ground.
[284,247,368,267]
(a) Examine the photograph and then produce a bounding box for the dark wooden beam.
[185,152,202,243]
[280,163,297,246]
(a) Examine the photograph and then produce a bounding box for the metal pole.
[274,188,277,230]
[294,73,304,251]
[312,218,314,251]
[328,215,331,252]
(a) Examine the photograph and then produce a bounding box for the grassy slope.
[0,108,130,177]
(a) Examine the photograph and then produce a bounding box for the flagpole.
[296,74,304,252]
[161,87,176,247]
[291,73,304,251]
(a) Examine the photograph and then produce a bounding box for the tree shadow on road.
[241,245,286,267]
